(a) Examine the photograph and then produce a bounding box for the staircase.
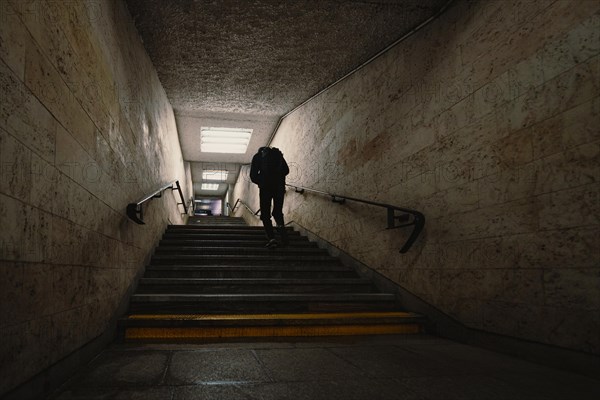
[119,216,425,341]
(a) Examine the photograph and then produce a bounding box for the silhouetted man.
[250,146,289,248]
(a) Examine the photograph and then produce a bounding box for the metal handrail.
[285,184,425,253]
[227,199,261,217]
[126,180,188,225]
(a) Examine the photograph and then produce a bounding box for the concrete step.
[168,226,296,232]
[162,233,305,241]
[187,219,246,223]
[154,246,328,256]
[187,218,246,226]
[129,293,399,314]
[158,239,318,248]
[164,229,302,235]
[136,278,375,294]
[187,223,248,227]
[150,254,340,266]
[144,265,358,279]
[119,311,424,340]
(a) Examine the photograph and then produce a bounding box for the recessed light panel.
[202,170,229,181]
[200,127,252,154]
[201,183,220,190]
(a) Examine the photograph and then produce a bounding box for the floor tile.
[329,344,468,378]
[166,349,270,384]
[71,350,169,387]
[51,386,173,400]
[46,335,600,400]
[493,371,600,400]
[396,376,543,400]
[254,347,364,381]
[173,384,253,400]
[238,379,410,400]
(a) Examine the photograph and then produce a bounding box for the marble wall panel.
[0,1,26,80]
[0,60,56,163]
[0,126,32,203]
[0,0,190,394]
[234,0,600,355]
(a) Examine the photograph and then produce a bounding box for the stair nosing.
[145,264,350,269]
[131,293,397,302]
[138,278,371,284]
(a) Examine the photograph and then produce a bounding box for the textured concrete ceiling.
[125,0,447,195]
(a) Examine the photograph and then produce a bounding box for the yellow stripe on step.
[125,324,421,339]
[127,311,416,320]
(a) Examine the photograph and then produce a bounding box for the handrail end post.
[399,212,425,253]
[126,203,145,225]
[386,207,394,229]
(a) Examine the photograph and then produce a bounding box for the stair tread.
[125,311,419,320]
[162,236,306,241]
[167,227,295,232]
[151,255,337,260]
[131,293,396,302]
[163,236,304,239]
[159,240,315,245]
[154,254,338,261]
[139,278,370,284]
[123,324,422,339]
[155,246,324,251]
[120,312,424,326]
[162,234,301,239]
[146,264,351,270]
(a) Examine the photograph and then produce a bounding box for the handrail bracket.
[126,203,145,225]
[386,208,410,229]
[332,196,346,204]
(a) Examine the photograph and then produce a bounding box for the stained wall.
[234,0,600,354]
[0,0,191,394]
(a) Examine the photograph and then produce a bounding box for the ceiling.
[125,0,447,198]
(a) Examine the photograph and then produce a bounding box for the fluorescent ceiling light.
[201,183,219,190]
[200,127,253,154]
[202,170,229,181]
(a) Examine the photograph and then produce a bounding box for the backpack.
[259,147,285,178]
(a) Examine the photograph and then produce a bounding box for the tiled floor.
[49,335,600,400]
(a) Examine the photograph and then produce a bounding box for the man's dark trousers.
[259,186,287,244]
